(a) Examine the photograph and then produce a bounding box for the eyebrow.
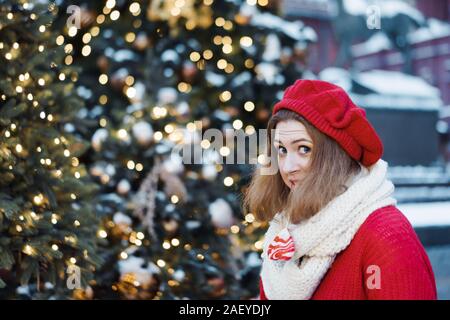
[274,138,312,144]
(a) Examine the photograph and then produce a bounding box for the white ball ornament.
[132,121,154,146]
[209,198,234,229]
[91,128,108,151]
[117,179,131,195]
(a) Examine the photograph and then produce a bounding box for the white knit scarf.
[260,159,397,300]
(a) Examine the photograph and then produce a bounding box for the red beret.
[272,79,383,167]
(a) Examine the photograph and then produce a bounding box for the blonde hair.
[242,109,361,224]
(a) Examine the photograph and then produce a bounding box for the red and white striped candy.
[267,228,295,261]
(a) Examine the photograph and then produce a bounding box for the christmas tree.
[51,0,315,299]
[0,0,315,299]
[0,0,102,299]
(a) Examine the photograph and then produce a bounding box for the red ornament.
[267,228,295,261]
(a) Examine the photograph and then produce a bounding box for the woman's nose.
[282,153,301,173]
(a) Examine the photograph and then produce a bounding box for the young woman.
[243,80,437,300]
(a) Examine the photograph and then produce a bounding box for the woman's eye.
[299,146,311,154]
[277,146,287,155]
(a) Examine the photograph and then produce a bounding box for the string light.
[65,55,73,65]
[125,76,134,86]
[203,49,213,60]
[56,35,64,45]
[125,32,136,43]
[15,144,23,153]
[215,17,225,27]
[110,10,120,21]
[244,101,255,112]
[224,21,233,30]
[68,26,77,37]
[106,0,116,9]
[213,35,222,45]
[126,87,136,98]
[127,160,135,170]
[129,2,141,15]
[23,245,34,255]
[117,129,128,140]
[164,124,175,134]
[222,36,232,45]
[197,254,205,261]
[245,58,254,68]
[240,36,253,47]
[201,139,210,149]
[162,241,171,249]
[224,176,234,186]
[171,195,179,204]
[154,131,163,141]
[52,244,59,251]
[97,229,107,238]
[190,52,201,62]
[97,14,106,24]
[91,26,100,37]
[222,44,232,54]
[82,45,91,56]
[230,225,240,234]
[254,240,264,250]
[171,238,180,246]
[233,119,243,130]
[72,157,79,167]
[219,146,230,157]
[135,163,143,172]
[136,232,145,240]
[82,33,92,44]
[157,259,166,268]
[217,59,227,69]
[219,91,232,102]
[224,63,234,73]
[74,220,80,227]
[39,25,46,33]
[245,213,255,223]
[38,78,45,86]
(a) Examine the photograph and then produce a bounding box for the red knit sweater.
[259,205,437,300]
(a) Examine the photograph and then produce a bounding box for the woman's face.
[274,120,313,190]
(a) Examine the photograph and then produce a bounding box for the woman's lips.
[289,180,298,188]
